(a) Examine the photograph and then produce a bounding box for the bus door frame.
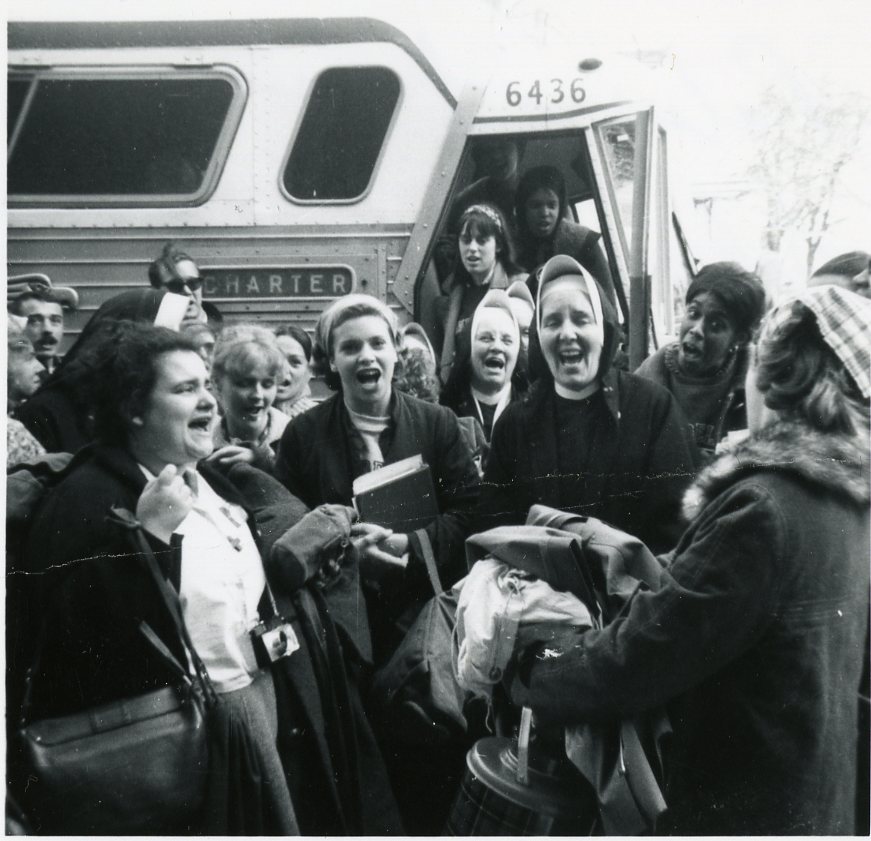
[590,107,655,369]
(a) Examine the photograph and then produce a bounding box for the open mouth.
[558,349,585,366]
[188,416,213,433]
[484,356,506,371]
[356,369,381,385]
[681,342,703,359]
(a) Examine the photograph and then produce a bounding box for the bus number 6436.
[505,78,586,107]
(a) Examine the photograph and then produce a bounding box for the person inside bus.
[514,165,617,307]
[435,203,528,384]
[808,250,871,299]
[274,294,480,661]
[509,284,871,835]
[7,278,79,377]
[7,317,47,468]
[273,325,318,419]
[440,289,524,446]
[14,288,189,454]
[148,241,210,327]
[433,137,524,284]
[478,255,697,554]
[635,262,766,461]
[210,327,290,474]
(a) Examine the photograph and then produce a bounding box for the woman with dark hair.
[273,325,317,418]
[479,255,696,553]
[514,165,616,306]
[14,288,189,453]
[435,203,528,383]
[636,261,766,459]
[17,321,403,835]
[275,294,480,657]
[510,284,871,834]
[809,250,870,298]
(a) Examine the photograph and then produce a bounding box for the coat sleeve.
[637,386,699,550]
[273,413,320,509]
[511,484,787,723]
[406,405,481,590]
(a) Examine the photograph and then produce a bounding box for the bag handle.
[108,506,218,708]
[414,527,442,596]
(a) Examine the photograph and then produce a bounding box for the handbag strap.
[108,506,219,708]
[414,527,442,596]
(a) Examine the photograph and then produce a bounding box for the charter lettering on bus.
[201,267,355,300]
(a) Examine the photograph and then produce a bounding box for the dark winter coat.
[512,420,871,835]
[275,390,481,598]
[519,218,617,308]
[479,370,697,553]
[17,444,401,835]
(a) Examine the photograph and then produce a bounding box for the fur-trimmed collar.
[683,420,870,521]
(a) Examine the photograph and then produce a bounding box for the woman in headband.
[435,203,528,384]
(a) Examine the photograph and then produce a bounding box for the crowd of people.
[6,219,870,834]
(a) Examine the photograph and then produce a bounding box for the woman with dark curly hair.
[510,284,871,834]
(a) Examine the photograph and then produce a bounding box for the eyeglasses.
[165,276,203,294]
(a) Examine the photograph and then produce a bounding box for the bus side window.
[8,73,239,201]
[282,67,400,203]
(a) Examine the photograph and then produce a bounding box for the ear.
[130,416,144,427]
[329,360,338,373]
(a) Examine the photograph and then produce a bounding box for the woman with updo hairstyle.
[636,261,766,459]
[275,293,480,660]
[514,165,617,306]
[509,284,871,835]
[435,203,528,384]
[210,325,289,472]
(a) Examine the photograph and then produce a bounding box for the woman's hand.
[350,522,409,578]
[136,464,195,543]
[206,444,255,467]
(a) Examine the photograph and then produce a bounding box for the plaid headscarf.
[761,285,871,398]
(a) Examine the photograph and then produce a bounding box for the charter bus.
[7,14,695,368]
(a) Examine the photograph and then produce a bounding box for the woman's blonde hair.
[756,301,869,436]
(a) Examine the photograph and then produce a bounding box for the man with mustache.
[8,278,79,378]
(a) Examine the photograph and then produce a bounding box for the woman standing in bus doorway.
[435,204,528,384]
[274,294,480,661]
[514,165,617,307]
[479,255,696,553]
[510,284,871,834]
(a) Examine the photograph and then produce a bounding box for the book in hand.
[352,455,439,533]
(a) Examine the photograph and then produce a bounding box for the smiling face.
[330,314,397,414]
[524,187,560,240]
[539,279,603,393]
[459,222,498,284]
[129,350,217,471]
[471,308,518,395]
[677,291,740,377]
[275,334,311,405]
[215,350,278,439]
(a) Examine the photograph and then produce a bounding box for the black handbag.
[17,507,218,836]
